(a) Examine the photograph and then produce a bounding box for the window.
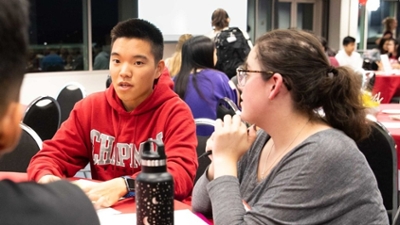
[277,0,321,35]
[358,0,398,50]
[28,0,84,72]
[27,0,138,73]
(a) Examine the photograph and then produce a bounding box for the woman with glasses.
[192,29,388,224]
[174,35,238,136]
[384,38,400,69]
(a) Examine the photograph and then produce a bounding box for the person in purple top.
[174,36,238,136]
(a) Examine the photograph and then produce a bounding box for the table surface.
[0,172,212,224]
[376,104,400,172]
[372,73,400,103]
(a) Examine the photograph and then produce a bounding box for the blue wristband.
[123,191,135,198]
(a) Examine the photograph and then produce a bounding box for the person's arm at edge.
[0,180,100,225]
[27,100,91,181]
[192,167,213,217]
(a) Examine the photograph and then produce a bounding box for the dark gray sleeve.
[207,176,247,225]
[192,168,213,217]
[0,180,100,225]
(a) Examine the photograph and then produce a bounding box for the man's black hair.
[0,0,29,115]
[110,18,164,62]
[342,36,356,46]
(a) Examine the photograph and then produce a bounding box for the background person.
[208,8,252,79]
[384,38,400,69]
[165,34,193,78]
[317,36,339,67]
[174,35,238,136]
[376,17,398,46]
[335,36,363,71]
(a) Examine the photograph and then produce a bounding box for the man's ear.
[0,102,22,155]
[155,60,165,79]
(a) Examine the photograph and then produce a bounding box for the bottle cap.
[140,138,166,167]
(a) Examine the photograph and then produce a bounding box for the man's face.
[344,42,355,53]
[109,38,163,111]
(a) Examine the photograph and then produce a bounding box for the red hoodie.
[27,70,198,201]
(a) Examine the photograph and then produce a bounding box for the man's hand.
[78,178,127,209]
[38,175,61,184]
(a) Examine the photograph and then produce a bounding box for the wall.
[20,70,109,105]
[138,0,248,41]
[329,0,359,51]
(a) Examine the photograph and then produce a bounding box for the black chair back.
[194,118,215,183]
[0,123,42,172]
[23,96,61,141]
[56,82,86,124]
[357,120,398,223]
[394,206,400,225]
[217,97,240,120]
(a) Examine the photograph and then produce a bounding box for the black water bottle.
[135,138,174,225]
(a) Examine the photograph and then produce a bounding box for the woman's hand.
[211,114,257,178]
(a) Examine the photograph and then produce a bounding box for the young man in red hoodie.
[27,18,198,208]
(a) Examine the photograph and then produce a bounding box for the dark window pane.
[28,0,84,72]
[92,0,137,70]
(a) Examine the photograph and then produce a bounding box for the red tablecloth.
[372,72,400,103]
[0,171,28,182]
[376,104,400,170]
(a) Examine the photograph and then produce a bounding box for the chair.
[0,123,42,172]
[217,97,241,120]
[194,118,215,183]
[23,96,61,141]
[74,163,92,179]
[394,206,400,225]
[56,82,86,124]
[356,120,398,223]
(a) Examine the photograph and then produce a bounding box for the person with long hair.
[192,29,388,224]
[165,34,193,77]
[376,17,398,46]
[208,8,230,39]
[174,35,238,136]
[384,38,400,69]
[317,36,339,67]
[208,8,252,47]
[383,17,397,38]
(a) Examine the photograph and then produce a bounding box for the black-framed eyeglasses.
[236,67,274,87]
[236,67,292,90]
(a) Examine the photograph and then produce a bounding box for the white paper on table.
[97,207,122,217]
[98,209,208,225]
[380,54,393,72]
[380,122,400,129]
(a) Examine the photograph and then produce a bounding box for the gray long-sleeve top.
[192,129,389,225]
